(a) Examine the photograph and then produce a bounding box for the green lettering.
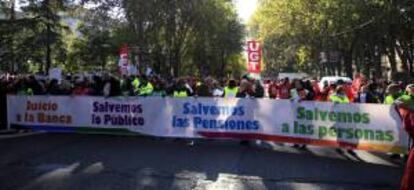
[315,108,319,120]
[328,112,337,122]
[337,112,347,123]
[282,123,290,133]
[294,121,299,134]
[306,110,314,120]
[355,129,363,139]
[297,107,305,119]
[319,126,327,138]
[319,111,328,121]
[363,129,375,140]
[353,113,362,123]
[384,131,394,142]
[374,130,385,141]
[345,128,354,139]
[362,113,370,124]
[337,127,346,139]
[328,127,337,137]
[307,125,314,135]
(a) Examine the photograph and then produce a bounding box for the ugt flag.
[247,40,262,73]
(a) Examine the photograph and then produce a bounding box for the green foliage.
[121,0,245,77]
[0,0,71,73]
[251,0,414,79]
[1,0,245,76]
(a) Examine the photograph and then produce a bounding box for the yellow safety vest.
[224,86,239,98]
[138,83,154,96]
[132,78,140,92]
[174,90,188,97]
[384,95,395,105]
[329,95,349,104]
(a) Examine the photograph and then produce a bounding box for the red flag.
[247,40,262,73]
[118,44,129,75]
[351,73,364,95]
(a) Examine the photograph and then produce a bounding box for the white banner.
[7,95,409,153]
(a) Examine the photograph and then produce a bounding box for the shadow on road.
[0,133,404,190]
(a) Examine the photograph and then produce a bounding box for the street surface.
[0,132,405,190]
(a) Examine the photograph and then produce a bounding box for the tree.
[1,0,245,76]
[251,0,414,80]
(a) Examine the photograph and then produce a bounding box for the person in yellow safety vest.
[384,84,405,159]
[132,76,140,95]
[384,84,401,105]
[137,76,153,96]
[173,79,189,97]
[174,90,188,97]
[330,85,355,155]
[223,79,239,98]
[329,85,350,103]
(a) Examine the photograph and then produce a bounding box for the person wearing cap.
[223,79,239,98]
[395,84,414,190]
[329,85,350,104]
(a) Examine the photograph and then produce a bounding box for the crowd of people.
[0,72,408,103]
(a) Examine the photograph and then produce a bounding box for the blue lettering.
[202,119,209,129]
[104,115,111,124]
[193,117,202,128]
[93,102,99,112]
[253,121,260,130]
[238,107,245,116]
[202,104,209,115]
[183,102,190,114]
[210,107,219,115]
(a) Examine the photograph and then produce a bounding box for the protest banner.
[7,96,409,153]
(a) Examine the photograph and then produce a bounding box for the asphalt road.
[0,133,406,190]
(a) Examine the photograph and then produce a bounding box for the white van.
[318,76,352,89]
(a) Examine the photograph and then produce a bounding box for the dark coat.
[355,92,381,103]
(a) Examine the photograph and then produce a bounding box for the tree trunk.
[373,45,382,80]
[219,51,226,77]
[396,45,409,74]
[44,0,52,74]
[9,0,16,72]
[344,51,353,78]
[387,46,398,80]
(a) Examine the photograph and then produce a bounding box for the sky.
[234,0,259,23]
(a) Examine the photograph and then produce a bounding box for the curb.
[0,129,18,135]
